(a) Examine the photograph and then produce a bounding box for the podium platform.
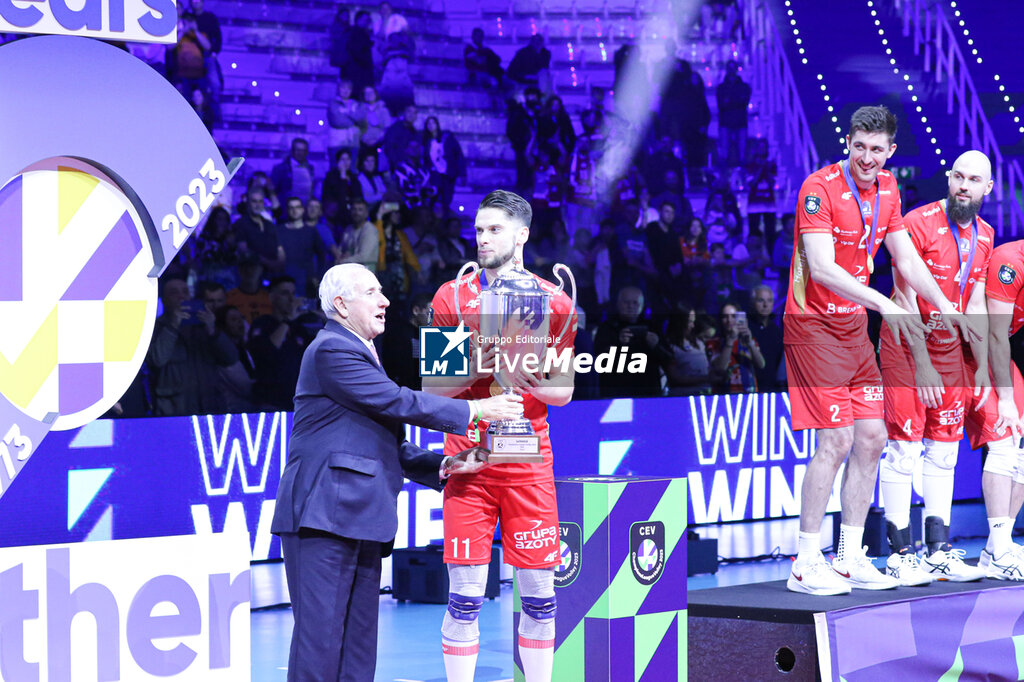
[514,476,688,681]
[689,577,1024,680]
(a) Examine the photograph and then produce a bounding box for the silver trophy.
[455,262,577,463]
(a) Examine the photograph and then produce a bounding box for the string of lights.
[781,0,843,149]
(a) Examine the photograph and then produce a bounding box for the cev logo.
[0,36,241,501]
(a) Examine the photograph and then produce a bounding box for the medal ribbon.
[944,200,978,305]
[842,160,881,273]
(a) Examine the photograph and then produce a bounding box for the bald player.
[879,151,994,584]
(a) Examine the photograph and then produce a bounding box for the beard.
[947,192,982,224]
[478,243,515,269]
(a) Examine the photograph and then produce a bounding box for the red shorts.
[881,357,967,442]
[785,342,883,430]
[443,476,560,569]
[963,358,1024,449]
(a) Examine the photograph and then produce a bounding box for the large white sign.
[0,0,178,44]
[0,532,250,681]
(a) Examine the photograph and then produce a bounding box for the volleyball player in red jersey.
[784,106,977,595]
[424,190,576,682]
[969,237,1024,579]
[878,151,993,585]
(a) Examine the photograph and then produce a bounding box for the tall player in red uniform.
[878,151,993,585]
[424,190,577,682]
[784,106,975,595]
[969,237,1024,579]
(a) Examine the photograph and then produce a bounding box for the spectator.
[665,305,712,396]
[305,198,337,265]
[375,200,420,301]
[650,169,694,229]
[703,242,735,311]
[658,43,710,186]
[536,95,576,165]
[507,34,551,91]
[748,284,783,392]
[191,0,222,95]
[338,198,380,271]
[530,148,566,235]
[376,3,415,113]
[567,117,601,231]
[227,255,273,322]
[167,5,211,102]
[435,216,473,281]
[422,116,465,211]
[746,139,778,243]
[707,178,744,230]
[246,171,280,219]
[328,8,352,78]
[356,153,389,208]
[730,232,771,291]
[278,197,328,297]
[326,79,362,165]
[506,88,541,195]
[528,217,571,277]
[568,227,599,317]
[194,206,238,288]
[270,137,316,205]
[593,286,668,398]
[147,275,238,416]
[197,280,227,314]
[235,188,285,273]
[645,201,686,309]
[248,276,317,411]
[593,220,619,307]
[215,304,256,413]
[322,149,360,229]
[404,205,442,285]
[393,141,435,208]
[681,217,709,265]
[616,203,658,289]
[703,193,737,248]
[358,85,391,161]
[188,87,216,132]
[464,27,503,88]
[383,104,418,171]
[381,292,432,390]
[715,60,751,168]
[347,11,375,93]
[771,212,795,287]
[644,137,686,195]
[581,86,607,135]
[708,301,764,393]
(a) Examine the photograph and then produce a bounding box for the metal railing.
[739,0,819,207]
[898,0,1024,236]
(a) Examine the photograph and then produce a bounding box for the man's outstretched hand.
[444,446,491,475]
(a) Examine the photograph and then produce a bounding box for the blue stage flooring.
[251,504,994,679]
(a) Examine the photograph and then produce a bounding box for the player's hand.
[882,304,927,349]
[914,362,944,409]
[939,310,982,344]
[445,447,490,475]
[973,367,991,411]
[994,396,1023,441]
[476,393,524,422]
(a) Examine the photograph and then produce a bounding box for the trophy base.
[486,432,543,464]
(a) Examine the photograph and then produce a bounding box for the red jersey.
[784,163,904,345]
[430,269,577,486]
[880,200,993,369]
[986,241,1024,336]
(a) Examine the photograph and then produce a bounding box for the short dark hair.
[351,197,368,209]
[291,137,309,149]
[848,105,897,143]
[196,280,225,299]
[268,275,296,291]
[478,189,532,228]
[524,86,541,99]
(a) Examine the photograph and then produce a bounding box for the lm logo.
[419,322,472,377]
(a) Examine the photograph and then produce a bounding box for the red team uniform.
[963,242,1024,448]
[880,201,993,443]
[430,270,577,568]
[785,162,904,429]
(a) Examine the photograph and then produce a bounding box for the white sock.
[987,516,1014,557]
[922,464,954,525]
[880,477,912,530]
[837,524,863,562]
[518,636,554,682]
[442,637,478,682]
[797,531,821,560]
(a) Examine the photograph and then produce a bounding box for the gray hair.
[319,263,368,316]
[752,284,774,298]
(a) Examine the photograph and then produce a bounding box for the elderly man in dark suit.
[272,263,524,681]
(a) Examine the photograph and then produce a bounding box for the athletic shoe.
[886,551,933,586]
[832,545,899,590]
[977,543,1024,570]
[787,552,852,595]
[980,548,1024,581]
[923,547,985,582]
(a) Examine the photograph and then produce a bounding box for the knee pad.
[516,568,556,640]
[922,439,958,475]
[880,440,922,482]
[442,564,489,642]
[985,437,1018,479]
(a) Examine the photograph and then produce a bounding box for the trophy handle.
[552,263,577,312]
[454,261,480,323]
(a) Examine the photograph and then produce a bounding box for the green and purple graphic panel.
[514,476,687,681]
[815,584,1024,680]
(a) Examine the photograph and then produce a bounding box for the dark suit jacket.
[271,319,468,546]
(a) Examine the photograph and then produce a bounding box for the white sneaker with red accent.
[787,552,851,596]
[832,545,899,590]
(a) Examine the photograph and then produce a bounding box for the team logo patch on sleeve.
[804,194,821,215]
[999,265,1017,285]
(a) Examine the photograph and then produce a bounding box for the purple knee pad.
[520,595,556,621]
[447,593,484,622]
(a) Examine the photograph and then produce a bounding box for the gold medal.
[867,253,874,274]
[490,381,504,397]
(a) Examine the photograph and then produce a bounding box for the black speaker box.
[391,545,501,603]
